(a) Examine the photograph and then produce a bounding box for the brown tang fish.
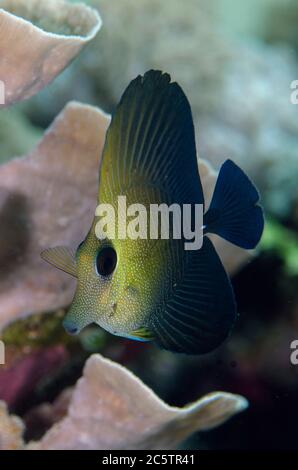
[41,70,264,354]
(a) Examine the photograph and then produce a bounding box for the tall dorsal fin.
[98,70,204,207]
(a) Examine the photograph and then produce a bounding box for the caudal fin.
[204,159,264,249]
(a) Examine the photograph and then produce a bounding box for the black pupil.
[96,247,117,277]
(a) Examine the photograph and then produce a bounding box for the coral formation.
[27,354,248,450]
[0,401,24,450]
[0,109,42,163]
[0,354,248,450]
[0,0,101,106]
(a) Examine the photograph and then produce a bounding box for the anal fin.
[150,237,236,355]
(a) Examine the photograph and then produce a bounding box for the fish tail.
[204,159,264,249]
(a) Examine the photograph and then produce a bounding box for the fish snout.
[62,302,102,336]
[63,318,80,335]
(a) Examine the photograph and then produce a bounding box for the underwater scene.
[0,0,298,455]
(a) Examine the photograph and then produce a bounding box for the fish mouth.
[63,304,114,336]
[62,306,95,335]
[63,317,81,335]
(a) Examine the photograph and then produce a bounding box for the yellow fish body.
[42,71,264,354]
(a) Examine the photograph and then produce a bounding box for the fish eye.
[95,246,117,277]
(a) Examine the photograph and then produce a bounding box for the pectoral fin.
[41,246,77,277]
[128,327,154,342]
